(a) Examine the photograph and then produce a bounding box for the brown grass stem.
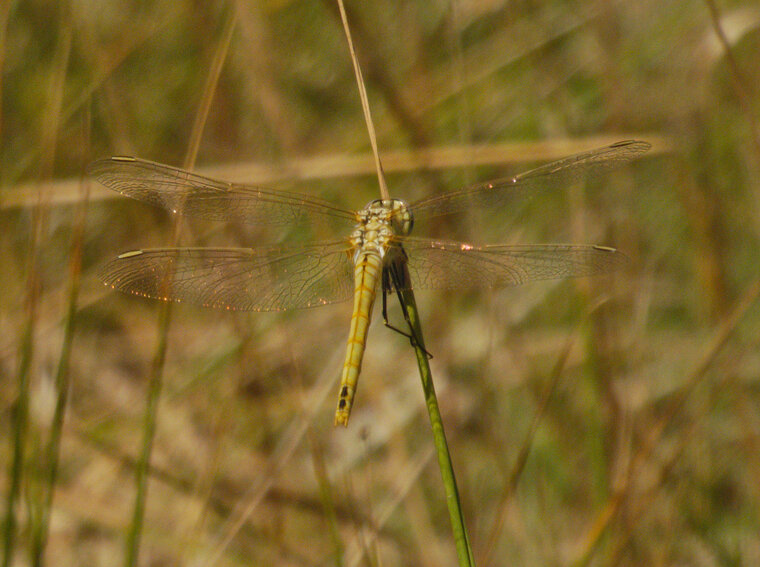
[3,8,71,565]
[335,0,389,201]
[123,6,238,566]
[479,299,609,565]
[703,0,760,158]
[29,119,91,567]
[571,277,760,566]
[3,135,670,210]
[606,363,745,564]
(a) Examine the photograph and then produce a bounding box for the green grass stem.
[124,302,172,567]
[4,7,71,565]
[30,122,91,566]
[3,317,34,567]
[397,284,475,567]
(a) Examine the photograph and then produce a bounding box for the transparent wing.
[88,157,357,227]
[100,242,354,311]
[408,140,650,220]
[399,237,628,290]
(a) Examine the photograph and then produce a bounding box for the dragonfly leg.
[382,262,433,359]
[381,268,414,340]
[381,287,417,343]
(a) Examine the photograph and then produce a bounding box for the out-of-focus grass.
[2,1,760,566]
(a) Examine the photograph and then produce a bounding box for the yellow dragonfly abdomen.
[334,251,383,426]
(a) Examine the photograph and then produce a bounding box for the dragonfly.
[90,139,650,426]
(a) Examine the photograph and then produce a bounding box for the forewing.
[400,237,628,290]
[88,157,356,227]
[409,140,650,220]
[101,242,354,311]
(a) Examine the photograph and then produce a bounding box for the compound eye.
[405,214,414,235]
[390,202,413,235]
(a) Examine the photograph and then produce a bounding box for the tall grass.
[124,7,237,567]
[3,5,71,566]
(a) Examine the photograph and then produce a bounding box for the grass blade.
[571,277,760,566]
[29,121,91,567]
[3,317,34,567]
[397,283,474,567]
[3,6,71,564]
[123,7,238,566]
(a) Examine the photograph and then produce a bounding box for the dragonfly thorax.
[350,199,413,260]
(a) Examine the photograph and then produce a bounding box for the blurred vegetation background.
[2,0,760,565]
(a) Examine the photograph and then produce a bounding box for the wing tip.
[609,139,652,154]
[86,156,141,189]
[117,250,144,259]
[592,245,631,271]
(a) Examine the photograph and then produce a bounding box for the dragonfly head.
[364,198,414,236]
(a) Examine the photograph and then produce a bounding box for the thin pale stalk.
[335,0,389,201]
[397,285,474,567]
[124,7,237,566]
[184,7,236,170]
